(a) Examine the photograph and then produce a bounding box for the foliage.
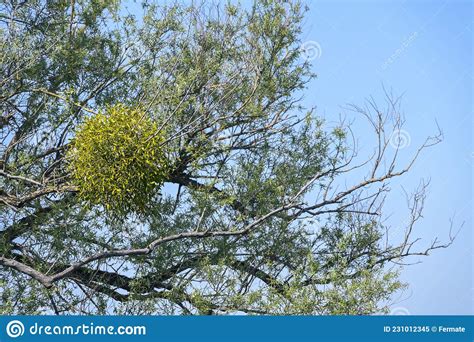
[0,0,445,316]
[67,104,169,215]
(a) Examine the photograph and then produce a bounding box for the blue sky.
[122,0,472,314]
[302,0,472,314]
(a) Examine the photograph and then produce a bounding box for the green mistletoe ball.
[67,104,170,215]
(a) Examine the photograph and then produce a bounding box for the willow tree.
[0,0,450,315]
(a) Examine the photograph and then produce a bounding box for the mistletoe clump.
[67,104,170,215]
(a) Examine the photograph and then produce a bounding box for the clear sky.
[302,0,472,314]
[122,0,472,314]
